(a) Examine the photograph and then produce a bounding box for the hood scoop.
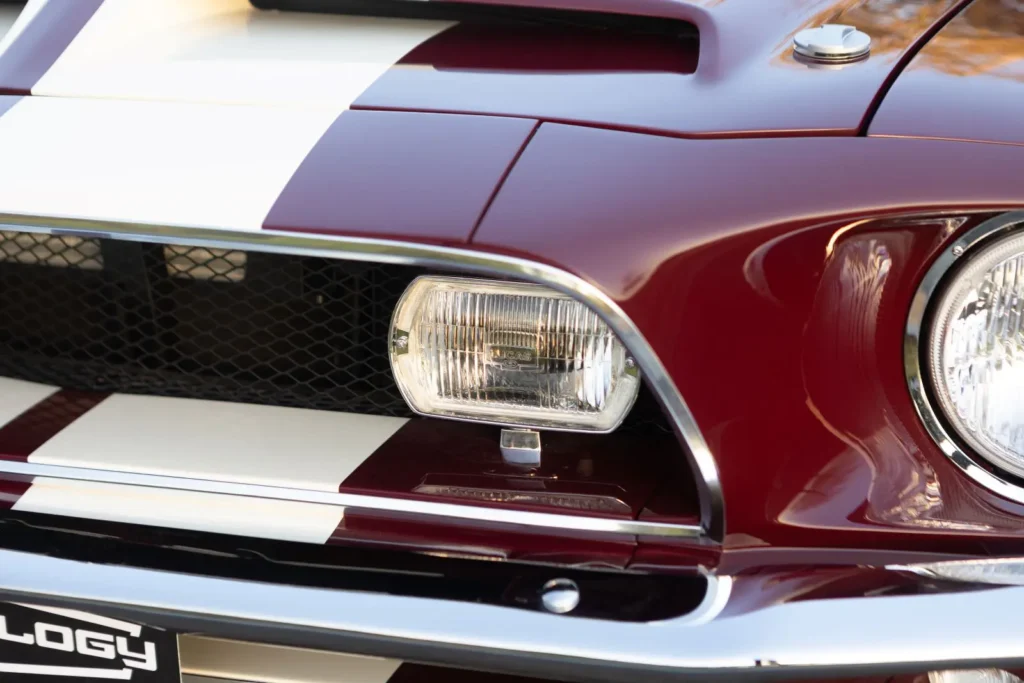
[250,0,699,38]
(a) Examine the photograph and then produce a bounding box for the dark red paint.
[0,0,103,95]
[0,390,107,462]
[0,479,28,510]
[474,124,1024,552]
[334,511,636,567]
[717,567,926,618]
[341,418,696,521]
[264,109,537,244]
[870,0,1024,146]
[356,0,965,137]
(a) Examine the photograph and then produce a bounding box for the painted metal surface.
[264,110,538,244]
[474,124,1024,551]
[0,96,340,231]
[0,380,689,561]
[356,0,967,137]
[29,0,454,108]
[0,0,103,95]
[0,0,974,138]
[0,213,718,541]
[0,0,1019,560]
[870,0,1024,145]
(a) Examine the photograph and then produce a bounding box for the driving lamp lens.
[930,232,1024,478]
[389,276,640,431]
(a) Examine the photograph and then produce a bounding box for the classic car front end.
[1,0,1024,681]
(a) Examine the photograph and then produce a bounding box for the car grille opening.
[0,233,673,432]
[0,234,417,416]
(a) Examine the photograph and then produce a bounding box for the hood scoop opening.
[251,0,699,40]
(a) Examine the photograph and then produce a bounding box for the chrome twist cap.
[793,24,871,62]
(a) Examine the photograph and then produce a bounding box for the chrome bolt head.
[540,578,580,614]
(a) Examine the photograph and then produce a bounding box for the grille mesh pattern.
[0,233,672,432]
[0,235,418,416]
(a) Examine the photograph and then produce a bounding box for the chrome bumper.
[1,548,1022,681]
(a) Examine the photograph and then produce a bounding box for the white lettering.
[116,636,156,671]
[76,629,116,659]
[34,623,74,652]
[0,616,33,645]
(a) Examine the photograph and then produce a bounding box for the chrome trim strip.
[0,460,701,538]
[905,210,1024,506]
[888,557,1024,586]
[0,213,723,541]
[178,635,401,683]
[3,548,1024,680]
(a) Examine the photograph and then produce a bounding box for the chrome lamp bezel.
[905,211,1024,504]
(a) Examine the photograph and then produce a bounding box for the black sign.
[0,602,179,682]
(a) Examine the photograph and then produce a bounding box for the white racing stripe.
[0,663,131,679]
[14,604,143,636]
[0,377,56,429]
[0,0,453,231]
[10,394,405,543]
[0,97,341,231]
[27,394,407,491]
[13,479,348,543]
[32,0,454,109]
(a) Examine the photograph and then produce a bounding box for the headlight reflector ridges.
[390,276,640,431]
[930,232,1024,478]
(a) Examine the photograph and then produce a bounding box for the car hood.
[1,0,970,137]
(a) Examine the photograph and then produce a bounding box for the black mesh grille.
[0,233,419,416]
[0,232,673,432]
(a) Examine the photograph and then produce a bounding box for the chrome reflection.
[7,547,1024,678]
[0,212,725,541]
[891,557,1024,586]
[930,670,1024,683]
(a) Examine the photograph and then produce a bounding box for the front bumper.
[1,548,1022,682]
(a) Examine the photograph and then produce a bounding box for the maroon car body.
[0,0,1023,680]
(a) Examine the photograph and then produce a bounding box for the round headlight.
[913,218,1024,485]
[929,230,1024,477]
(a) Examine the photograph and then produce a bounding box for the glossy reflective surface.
[356,0,965,136]
[0,0,103,95]
[870,0,1024,145]
[265,109,537,244]
[4,540,1024,681]
[475,124,1024,552]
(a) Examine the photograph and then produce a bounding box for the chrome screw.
[952,245,965,257]
[540,578,580,614]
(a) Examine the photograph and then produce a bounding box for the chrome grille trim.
[0,459,701,538]
[0,213,724,542]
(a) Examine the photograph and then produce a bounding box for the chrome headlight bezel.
[906,211,1024,502]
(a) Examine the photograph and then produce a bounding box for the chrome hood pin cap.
[793,24,871,63]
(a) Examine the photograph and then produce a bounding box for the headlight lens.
[390,276,640,431]
[929,232,1024,478]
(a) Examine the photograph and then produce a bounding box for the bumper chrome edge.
[2,549,1024,680]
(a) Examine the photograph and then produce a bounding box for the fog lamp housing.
[389,276,640,432]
